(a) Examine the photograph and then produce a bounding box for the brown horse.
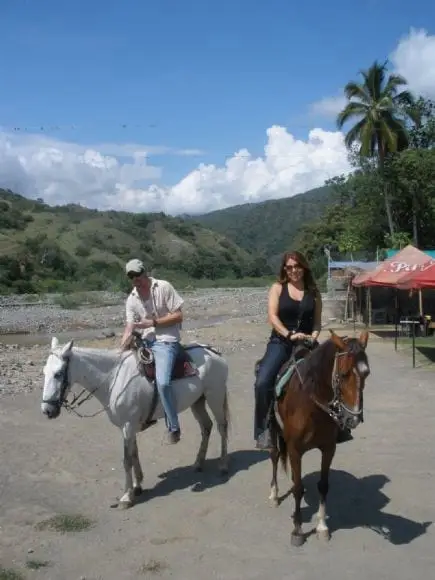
[269,329,370,546]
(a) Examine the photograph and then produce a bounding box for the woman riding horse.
[254,250,322,450]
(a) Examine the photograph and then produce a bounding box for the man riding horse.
[120,259,185,444]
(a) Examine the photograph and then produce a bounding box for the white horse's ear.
[61,340,74,358]
[51,337,59,350]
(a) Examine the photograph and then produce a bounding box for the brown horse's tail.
[278,433,288,474]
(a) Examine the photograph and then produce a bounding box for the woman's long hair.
[277,250,319,296]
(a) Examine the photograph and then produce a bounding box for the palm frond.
[359,118,377,156]
[337,102,369,128]
[393,90,416,108]
[344,118,367,149]
[343,82,371,104]
[383,74,409,97]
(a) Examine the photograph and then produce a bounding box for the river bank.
[0,287,269,336]
[0,287,271,398]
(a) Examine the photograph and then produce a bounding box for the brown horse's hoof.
[290,533,305,547]
[317,529,330,542]
[133,485,143,497]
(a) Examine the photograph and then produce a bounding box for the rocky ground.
[0,288,271,398]
[0,288,269,335]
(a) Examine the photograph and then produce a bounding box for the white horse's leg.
[205,388,229,475]
[119,425,136,508]
[190,395,213,472]
[131,437,144,496]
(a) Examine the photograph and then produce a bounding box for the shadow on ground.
[135,449,269,504]
[415,346,435,363]
[279,469,432,546]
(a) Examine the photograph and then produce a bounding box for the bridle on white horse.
[42,350,114,418]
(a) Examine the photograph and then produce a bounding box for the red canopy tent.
[396,259,435,290]
[352,245,431,287]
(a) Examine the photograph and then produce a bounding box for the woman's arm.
[267,283,291,339]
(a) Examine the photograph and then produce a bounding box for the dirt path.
[0,326,434,579]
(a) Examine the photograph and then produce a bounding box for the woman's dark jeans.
[254,336,294,441]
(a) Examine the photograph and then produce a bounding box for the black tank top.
[270,283,316,340]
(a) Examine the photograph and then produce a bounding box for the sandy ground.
[0,321,434,579]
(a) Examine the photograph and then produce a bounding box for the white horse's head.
[41,337,74,419]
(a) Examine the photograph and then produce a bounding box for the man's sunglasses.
[127,271,142,279]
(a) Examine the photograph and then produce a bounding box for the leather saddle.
[131,331,197,382]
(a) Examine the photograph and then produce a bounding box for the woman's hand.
[289,332,306,341]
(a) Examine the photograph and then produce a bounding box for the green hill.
[0,189,271,294]
[187,185,334,262]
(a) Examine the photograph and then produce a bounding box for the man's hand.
[138,318,155,329]
[120,322,135,350]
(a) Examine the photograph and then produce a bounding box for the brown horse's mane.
[295,338,337,394]
[295,336,365,395]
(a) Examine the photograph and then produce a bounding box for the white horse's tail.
[223,388,231,433]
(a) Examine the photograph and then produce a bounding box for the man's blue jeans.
[151,340,180,432]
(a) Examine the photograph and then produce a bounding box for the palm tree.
[337,60,416,238]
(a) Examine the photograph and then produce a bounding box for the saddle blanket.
[275,358,304,399]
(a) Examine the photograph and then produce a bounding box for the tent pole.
[412,315,416,368]
[394,289,398,351]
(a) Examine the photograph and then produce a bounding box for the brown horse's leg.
[289,447,305,546]
[316,444,336,541]
[269,445,280,506]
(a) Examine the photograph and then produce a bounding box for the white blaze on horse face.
[356,359,370,378]
[41,338,73,418]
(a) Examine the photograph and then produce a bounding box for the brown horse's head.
[329,329,370,429]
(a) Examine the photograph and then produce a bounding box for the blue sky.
[0,0,434,213]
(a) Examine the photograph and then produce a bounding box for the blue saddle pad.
[275,358,304,399]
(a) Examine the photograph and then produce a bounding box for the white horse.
[41,337,230,508]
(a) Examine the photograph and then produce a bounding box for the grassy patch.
[35,513,94,534]
[139,559,169,575]
[52,293,82,310]
[25,559,51,570]
[0,568,25,580]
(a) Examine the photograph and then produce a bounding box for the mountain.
[0,189,271,294]
[187,185,334,262]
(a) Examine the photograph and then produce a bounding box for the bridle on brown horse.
[310,350,364,430]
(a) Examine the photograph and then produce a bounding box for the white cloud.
[390,28,435,99]
[310,28,435,120]
[309,94,347,118]
[0,126,352,215]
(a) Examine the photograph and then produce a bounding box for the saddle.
[134,339,198,382]
[129,331,198,431]
[254,338,319,400]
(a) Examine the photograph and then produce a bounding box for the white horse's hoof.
[119,500,134,510]
[316,529,330,542]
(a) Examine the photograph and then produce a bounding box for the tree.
[404,96,435,149]
[390,148,435,247]
[337,60,416,237]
